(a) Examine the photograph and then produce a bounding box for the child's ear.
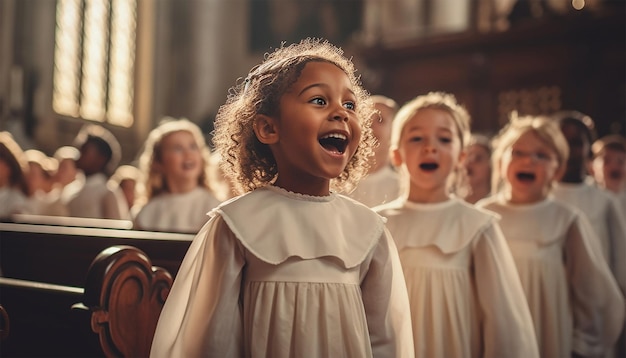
[253,115,279,145]
[457,149,467,166]
[554,163,566,182]
[391,148,403,167]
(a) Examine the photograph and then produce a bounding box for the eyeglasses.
[508,148,556,163]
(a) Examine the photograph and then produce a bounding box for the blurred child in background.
[0,131,32,218]
[348,94,401,207]
[478,114,624,358]
[134,118,221,233]
[462,133,492,204]
[65,124,130,220]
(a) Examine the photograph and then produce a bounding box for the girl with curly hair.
[151,38,414,357]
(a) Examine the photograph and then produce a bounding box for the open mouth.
[516,172,536,182]
[319,133,348,154]
[182,161,196,170]
[419,162,439,171]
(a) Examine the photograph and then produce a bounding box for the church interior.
[0,0,625,356]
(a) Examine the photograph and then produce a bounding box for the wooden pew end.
[81,245,173,357]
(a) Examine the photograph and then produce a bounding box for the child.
[150,39,414,357]
[590,134,626,215]
[134,118,221,233]
[23,149,67,216]
[374,92,538,358]
[52,145,84,214]
[348,94,401,207]
[108,164,142,219]
[462,133,492,204]
[52,145,81,189]
[551,112,626,299]
[0,131,32,218]
[477,115,624,357]
[65,124,130,220]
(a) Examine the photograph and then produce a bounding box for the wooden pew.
[0,221,194,287]
[0,245,175,357]
[0,277,101,356]
[81,245,173,357]
[0,218,191,356]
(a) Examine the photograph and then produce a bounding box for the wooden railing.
[0,222,193,357]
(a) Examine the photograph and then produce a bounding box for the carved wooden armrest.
[82,245,173,357]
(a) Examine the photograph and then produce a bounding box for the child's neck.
[506,190,547,205]
[465,184,490,204]
[407,188,450,204]
[166,178,199,194]
[273,176,330,197]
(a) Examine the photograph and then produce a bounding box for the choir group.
[1,38,625,358]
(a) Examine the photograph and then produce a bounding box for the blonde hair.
[592,134,626,158]
[391,92,471,150]
[212,38,376,194]
[109,165,141,189]
[370,95,399,118]
[491,114,569,194]
[138,118,213,201]
[390,92,471,196]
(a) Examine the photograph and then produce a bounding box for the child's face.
[158,130,203,186]
[464,144,491,188]
[77,142,106,176]
[501,130,560,203]
[266,61,361,194]
[560,122,590,182]
[392,108,463,202]
[370,103,394,170]
[591,148,626,192]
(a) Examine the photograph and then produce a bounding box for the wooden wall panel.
[358,9,625,138]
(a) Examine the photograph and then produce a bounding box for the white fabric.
[26,188,69,216]
[375,197,539,358]
[552,182,626,296]
[616,190,626,222]
[134,187,221,233]
[478,195,625,357]
[65,173,130,220]
[349,165,401,207]
[150,185,414,358]
[0,186,32,218]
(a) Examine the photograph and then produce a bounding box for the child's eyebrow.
[297,83,356,98]
[298,83,325,96]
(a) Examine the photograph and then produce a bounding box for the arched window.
[52,0,137,128]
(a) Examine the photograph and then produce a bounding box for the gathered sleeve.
[360,227,415,358]
[566,213,625,357]
[472,223,540,358]
[102,188,130,220]
[606,198,626,296]
[150,215,246,358]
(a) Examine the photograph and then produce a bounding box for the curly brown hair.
[212,38,376,195]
